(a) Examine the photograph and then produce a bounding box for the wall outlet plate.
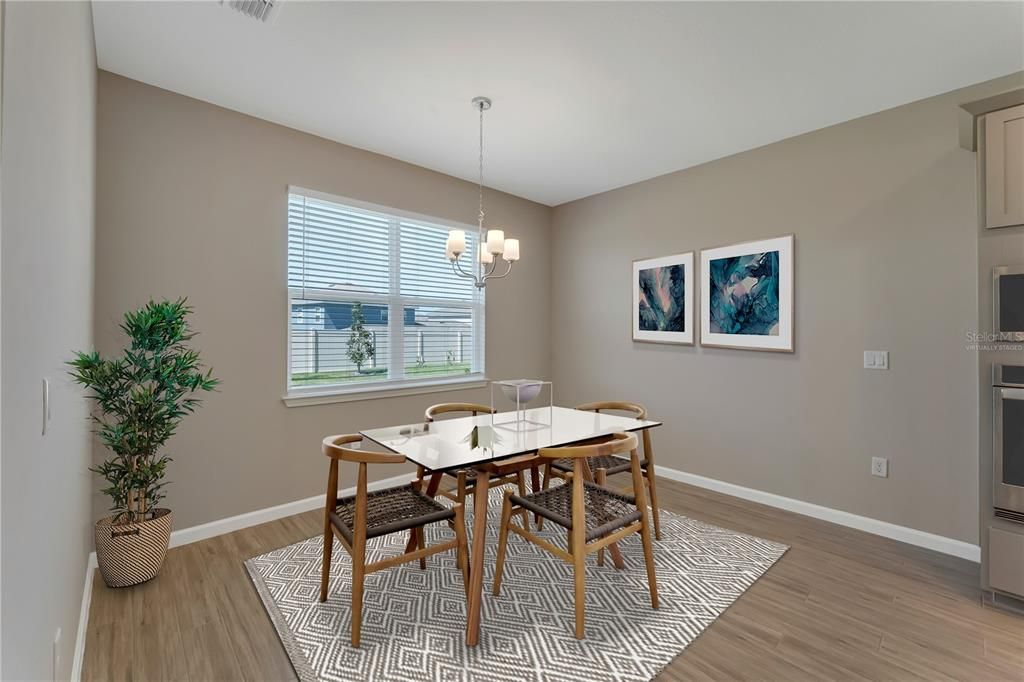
[871,456,889,478]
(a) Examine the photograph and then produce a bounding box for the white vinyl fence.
[290,326,471,375]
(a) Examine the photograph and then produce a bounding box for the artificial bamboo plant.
[70,299,219,524]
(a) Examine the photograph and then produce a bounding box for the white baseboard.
[72,471,413,680]
[654,465,981,563]
[70,555,96,682]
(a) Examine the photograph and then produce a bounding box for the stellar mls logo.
[965,331,1024,351]
[967,331,1006,343]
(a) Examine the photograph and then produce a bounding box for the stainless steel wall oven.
[994,365,1024,521]
[993,266,1024,342]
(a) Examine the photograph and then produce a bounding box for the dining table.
[360,404,662,646]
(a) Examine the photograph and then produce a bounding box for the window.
[286,188,484,399]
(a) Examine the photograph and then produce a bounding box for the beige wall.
[2,2,96,679]
[95,72,552,530]
[95,64,1023,551]
[552,72,1024,546]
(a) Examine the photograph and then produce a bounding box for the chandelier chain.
[478,101,485,232]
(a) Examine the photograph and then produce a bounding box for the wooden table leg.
[423,471,444,497]
[406,472,444,553]
[466,473,490,646]
[530,463,541,525]
[582,460,625,569]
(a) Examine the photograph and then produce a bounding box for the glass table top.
[360,406,661,472]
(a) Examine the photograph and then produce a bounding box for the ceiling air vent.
[225,0,279,23]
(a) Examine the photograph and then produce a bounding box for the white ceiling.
[92,1,1024,206]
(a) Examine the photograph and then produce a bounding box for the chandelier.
[444,96,519,288]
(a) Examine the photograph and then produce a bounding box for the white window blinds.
[287,189,484,394]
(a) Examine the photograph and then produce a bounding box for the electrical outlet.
[52,627,62,680]
[871,457,889,478]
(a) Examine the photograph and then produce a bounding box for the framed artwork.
[700,234,794,352]
[632,252,694,345]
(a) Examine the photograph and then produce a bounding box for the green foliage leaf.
[346,302,376,373]
[69,298,219,524]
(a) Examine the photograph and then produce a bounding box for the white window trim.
[283,186,485,405]
[283,375,489,407]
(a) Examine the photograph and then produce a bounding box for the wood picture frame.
[700,235,794,352]
[632,252,694,345]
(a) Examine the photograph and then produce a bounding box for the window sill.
[282,375,488,407]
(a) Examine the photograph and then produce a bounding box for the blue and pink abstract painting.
[633,252,694,344]
[708,250,780,336]
[638,264,686,332]
[700,235,793,351]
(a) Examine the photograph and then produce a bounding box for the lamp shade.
[503,238,520,262]
[448,230,466,255]
[486,229,505,254]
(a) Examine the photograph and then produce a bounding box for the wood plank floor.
[82,477,1024,681]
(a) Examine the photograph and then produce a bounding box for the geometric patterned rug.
[246,483,788,682]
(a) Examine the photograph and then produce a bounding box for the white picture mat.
[632,252,694,345]
[700,235,794,352]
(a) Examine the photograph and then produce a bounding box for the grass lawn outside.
[291,361,472,386]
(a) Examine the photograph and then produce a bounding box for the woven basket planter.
[94,508,173,588]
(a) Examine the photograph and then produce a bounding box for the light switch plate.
[53,627,62,680]
[863,351,889,370]
[42,378,50,435]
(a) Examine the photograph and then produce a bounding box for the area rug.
[246,485,788,682]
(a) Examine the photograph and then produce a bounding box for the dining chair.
[319,434,469,647]
[492,431,658,639]
[420,403,537,515]
[540,401,662,541]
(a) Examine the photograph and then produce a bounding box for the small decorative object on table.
[490,379,553,430]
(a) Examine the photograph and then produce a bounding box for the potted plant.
[70,299,219,587]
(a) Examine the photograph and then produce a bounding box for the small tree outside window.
[346,302,376,373]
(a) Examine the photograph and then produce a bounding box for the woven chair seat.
[443,463,530,482]
[551,454,648,476]
[330,484,454,544]
[511,482,641,541]
[459,468,518,482]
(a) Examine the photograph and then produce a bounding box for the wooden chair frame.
[541,401,662,544]
[492,432,658,639]
[319,434,469,647]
